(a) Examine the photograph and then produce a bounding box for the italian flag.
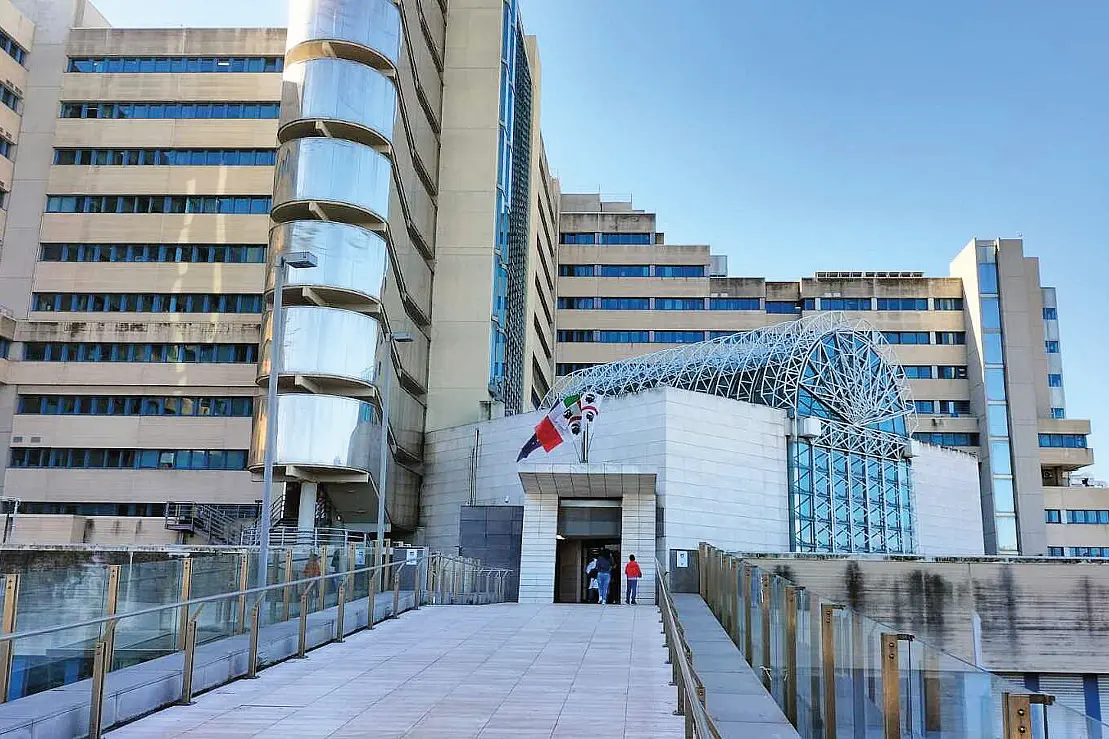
[517,394,582,462]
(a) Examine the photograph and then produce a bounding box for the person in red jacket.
[624,554,642,605]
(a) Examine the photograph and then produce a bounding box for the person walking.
[584,553,598,604]
[624,554,642,605]
[595,550,613,605]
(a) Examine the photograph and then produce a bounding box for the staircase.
[164,502,259,545]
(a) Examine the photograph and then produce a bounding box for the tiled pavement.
[108,603,684,738]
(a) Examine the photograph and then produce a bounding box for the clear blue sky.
[93,0,1108,473]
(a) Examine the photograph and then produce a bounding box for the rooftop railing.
[0,545,510,738]
[698,543,1109,739]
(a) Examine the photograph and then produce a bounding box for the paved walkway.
[108,604,684,738]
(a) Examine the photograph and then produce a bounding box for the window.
[936,400,972,417]
[31,293,262,314]
[0,138,13,161]
[1047,547,1064,557]
[46,195,272,214]
[901,365,933,379]
[560,233,595,245]
[978,262,999,295]
[555,362,596,376]
[599,330,650,343]
[59,101,281,119]
[1043,307,1058,320]
[67,56,283,73]
[556,330,593,343]
[983,333,1004,365]
[54,148,277,167]
[1039,434,1088,449]
[1066,510,1109,525]
[710,331,748,339]
[0,83,20,113]
[654,331,705,344]
[934,298,964,311]
[556,297,595,310]
[1070,547,1109,558]
[1045,509,1061,524]
[821,298,871,311]
[38,244,266,263]
[709,297,760,311]
[935,331,967,345]
[986,405,1008,437]
[936,365,968,380]
[766,301,801,314]
[654,265,704,278]
[882,331,930,345]
[599,265,650,278]
[1051,407,1066,419]
[1045,341,1060,354]
[655,298,704,311]
[19,502,169,517]
[18,394,252,417]
[558,264,594,277]
[914,400,935,414]
[912,432,980,446]
[0,30,26,65]
[9,446,248,470]
[21,342,257,363]
[1048,373,1063,387]
[600,233,652,245]
[876,298,928,311]
[598,298,649,310]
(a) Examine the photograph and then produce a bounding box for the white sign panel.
[405,548,419,565]
[676,551,689,568]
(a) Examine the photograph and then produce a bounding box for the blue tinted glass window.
[654,265,704,278]
[654,331,705,344]
[978,262,999,294]
[68,56,282,73]
[600,265,650,277]
[936,331,966,345]
[600,233,652,245]
[655,298,704,310]
[1045,341,1060,353]
[560,233,596,244]
[1045,509,1061,524]
[766,301,801,314]
[914,400,935,414]
[902,366,933,379]
[934,298,963,311]
[598,298,649,310]
[597,331,649,343]
[1043,307,1058,320]
[1048,373,1063,387]
[876,298,928,311]
[556,297,595,309]
[1050,407,1065,419]
[558,264,594,277]
[709,297,760,310]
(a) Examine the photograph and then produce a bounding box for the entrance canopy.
[518,464,657,499]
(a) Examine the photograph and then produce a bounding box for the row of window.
[913,400,972,416]
[54,148,277,167]
[40,243,266,264]
[555,362,598,375]
[0,29,26,65]
[902,365,968,379]
[18,502,168,517]
[1052,547,1109,558]
[557,330,709,344]
[912,432,980,446]
[17,394,253,417]
[1038,434,1089,449]
[882,331,966,345]
[0,83,19,113]
[559,233,654,245]
[61,102,281,120]
[814,297,964,311]
[32,292,263,314]
[46,195,272,215]
[10,447,248,470]
[1045,509,1109,525]
[23,342,258,363]
[558,264,706,278]
[68,57,284,74]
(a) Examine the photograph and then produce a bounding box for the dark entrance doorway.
[553,499,621,604]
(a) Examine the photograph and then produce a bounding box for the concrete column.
[298,483,318,543]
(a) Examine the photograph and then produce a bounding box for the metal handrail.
[656,558,720,739]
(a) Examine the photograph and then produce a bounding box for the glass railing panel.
[114,558,183,672]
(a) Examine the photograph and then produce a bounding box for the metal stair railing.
[164,502,258,545]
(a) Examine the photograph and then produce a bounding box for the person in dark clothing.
[594,550,613,604]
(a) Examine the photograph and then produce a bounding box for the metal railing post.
[88,634,108,738]
[881,632,913,739]
[760,572,771,691]
[180,611,201,705]
[0,573,17,704]
[392,563,402,616]
[319,545,328,608]
[282,549,293,621]
[176,558,193,650]
[784,585,799,726]
[367,565,377,629]
[698,543,707,598]
[297,583,314,658]
[821,604,844,739]
[236,552,249,634]
[103,565,120,672]
[246,598,262,679]
[335,583,346,643]
[743,564,753,664]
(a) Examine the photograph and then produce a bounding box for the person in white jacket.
[584,554,598,604]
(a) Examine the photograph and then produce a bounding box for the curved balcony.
[271,138,392,227]
[249,393,376,481]
[285,0,401,71]
[279,58,397,149]
[268,221,388,312]
[258,305,381,395]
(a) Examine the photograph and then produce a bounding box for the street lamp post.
[257,250,317,590]
[375,330,414,573]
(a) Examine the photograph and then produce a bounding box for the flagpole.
[582,422,589,463]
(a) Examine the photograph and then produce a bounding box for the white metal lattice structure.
[545,313,915,448]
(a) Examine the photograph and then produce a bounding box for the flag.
[517,393,582,462]
[517,392,602,462]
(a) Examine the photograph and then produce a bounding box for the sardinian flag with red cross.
[517,391,601,461]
